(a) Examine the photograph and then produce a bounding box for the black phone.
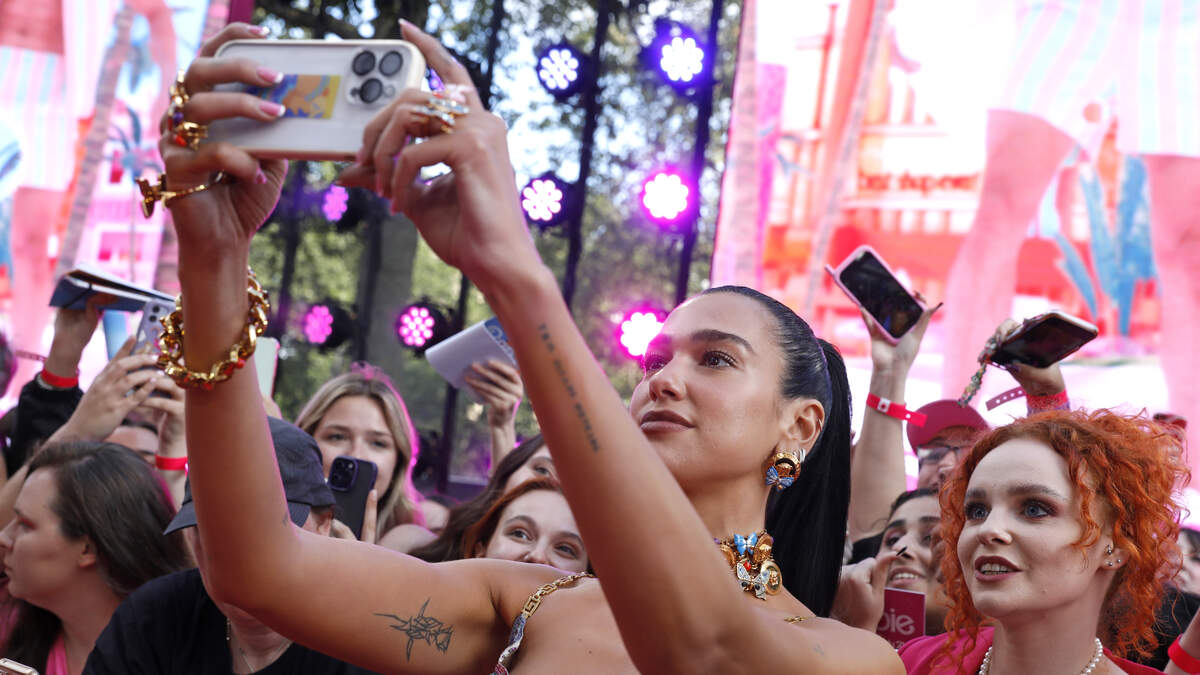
[328,456,378,539]
[825,245,926,344]
[989,311,1098,368]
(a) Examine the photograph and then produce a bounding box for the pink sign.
[876,587,925,649]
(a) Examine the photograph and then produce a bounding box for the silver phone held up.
[206,39,426,160]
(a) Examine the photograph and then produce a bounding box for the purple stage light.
[521,174,568,226]
[658,35,705,84]
[302,304,335,344]
[536,43,586,98]
[647,21,707,92]
[618,310,665,358]
[322,185,349,222]
[639,170,694,225]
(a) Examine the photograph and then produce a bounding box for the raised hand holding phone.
[826,245,926,345]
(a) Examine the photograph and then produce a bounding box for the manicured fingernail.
[933,302,944,313]
[250,25,269,36]
[257,66,283,84]
[259,100,285,117]
[399,19,414,31]
[255,170,268,185]
[897,546,908,557]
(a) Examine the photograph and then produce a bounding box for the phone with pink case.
[825,245,926,345]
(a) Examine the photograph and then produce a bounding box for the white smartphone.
[207,39,426,160]
[133,298,173,354]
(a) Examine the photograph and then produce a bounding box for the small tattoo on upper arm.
[376,598,454,661]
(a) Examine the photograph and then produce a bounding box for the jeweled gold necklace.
[714,530,783,600]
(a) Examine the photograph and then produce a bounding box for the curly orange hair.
[935,409,1186,671]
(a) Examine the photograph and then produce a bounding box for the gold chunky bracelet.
[156,268,270,390]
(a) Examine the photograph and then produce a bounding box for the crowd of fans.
[0,20,1195,675]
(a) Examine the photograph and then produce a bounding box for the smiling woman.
[899,409,1186,675]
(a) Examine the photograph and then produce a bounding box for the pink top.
[899,627,1162,674]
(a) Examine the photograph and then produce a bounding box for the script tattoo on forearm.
[538,323,600,453]
[375,598,454,661]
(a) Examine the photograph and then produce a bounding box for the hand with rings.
[151,23,290,249]
[335,20,544,294]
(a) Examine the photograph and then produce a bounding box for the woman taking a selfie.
[156,22,900,674]
[900,409,1183,674]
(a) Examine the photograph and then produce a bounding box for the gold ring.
[135,172,226,218]
[413,93,467,135]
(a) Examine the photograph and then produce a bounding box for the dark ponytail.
[703,287,850,617]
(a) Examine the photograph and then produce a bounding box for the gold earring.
[764,449,803,491]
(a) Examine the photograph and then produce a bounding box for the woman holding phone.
[155,21,900,675]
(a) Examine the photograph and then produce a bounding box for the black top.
[8,377,81,471]
[85,568,382,675]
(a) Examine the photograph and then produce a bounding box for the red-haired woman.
[900,409,1185,675]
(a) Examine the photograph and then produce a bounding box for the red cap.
[906,399,990,451]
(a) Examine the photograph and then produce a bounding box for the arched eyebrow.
[965,483,1069,502]
[646,329,755,355]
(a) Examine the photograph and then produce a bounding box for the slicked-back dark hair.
[701,286,851,617]
[1,441,189,669]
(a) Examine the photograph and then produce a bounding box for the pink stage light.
[619,310,665,358]
[322,185,349,222]
[640,170,694,225]
[303,304,335,344]
[397,306,436,348]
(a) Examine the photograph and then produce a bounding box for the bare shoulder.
[378,523,438,553]
[453,557,575,622]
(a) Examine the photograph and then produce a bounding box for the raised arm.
[342,20,900,675]
[161,24,537,675]
[848,305,937,541]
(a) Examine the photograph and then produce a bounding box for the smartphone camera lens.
[329,458,357,491]
[379,50,404,77]
[358,77,383,103]
[352,50,376,76]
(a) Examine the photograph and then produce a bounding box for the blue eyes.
[964,500,1054,521]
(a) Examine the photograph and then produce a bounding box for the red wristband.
[1027,390,1069,412]
[155,455,188,472]
[866,393,926,427]
[1170,636,1200,674]
[39,369,79,389]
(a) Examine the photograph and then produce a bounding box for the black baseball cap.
[164,417,336,534]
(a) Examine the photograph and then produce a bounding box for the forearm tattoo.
[376,598,454,661]
[537,323,600,453]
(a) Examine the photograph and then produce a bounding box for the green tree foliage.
[248,0,740,482]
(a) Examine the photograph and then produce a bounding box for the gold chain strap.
[958,332,1003,406]
[157,268,270,390]
[520,572,592,618]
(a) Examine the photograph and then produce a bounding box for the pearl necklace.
[978,637,1103,675]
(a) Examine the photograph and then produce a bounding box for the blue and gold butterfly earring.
[763,448,804,491]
